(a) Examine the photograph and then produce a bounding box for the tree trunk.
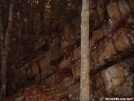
[39,0,45,35]
[0,0,15,100]
[80,0,90,101]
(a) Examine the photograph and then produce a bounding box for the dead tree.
[0,0,15,100]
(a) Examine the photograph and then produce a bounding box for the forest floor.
[6,84,69,101]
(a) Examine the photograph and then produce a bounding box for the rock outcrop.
[8,0,134,100]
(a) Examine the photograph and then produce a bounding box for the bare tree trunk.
[80,0,90,101]
[0,1,5,100]
[0,0,15,100]
[39,0,45,35]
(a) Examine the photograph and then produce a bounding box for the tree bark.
[0,0,15,100]
[39,0,45,35]
[80,0,90,101]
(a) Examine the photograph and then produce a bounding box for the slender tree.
[0,0,15,100]
[80,0,90,101]
[39,0,45,35]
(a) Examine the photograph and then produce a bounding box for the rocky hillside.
[6,0,134,101]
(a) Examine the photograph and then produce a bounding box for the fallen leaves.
[6,84,69,101]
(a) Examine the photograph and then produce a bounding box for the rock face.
[8,0,134,100]
[101,58,134,97]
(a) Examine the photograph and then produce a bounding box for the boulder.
[31,62,39,75]
[107,2,121,28]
